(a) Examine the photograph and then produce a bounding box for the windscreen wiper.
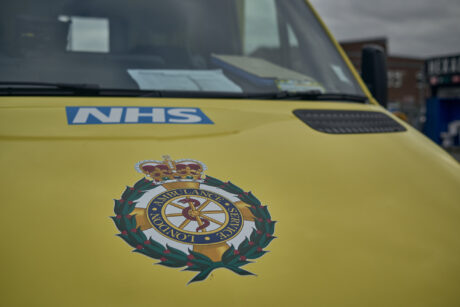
[142,91,369,102]
[266,90,369,103]
[0,81,100,95]
[0,82,370,102]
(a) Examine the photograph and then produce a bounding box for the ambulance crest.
[112,156,276,284]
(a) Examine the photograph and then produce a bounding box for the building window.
[388,70,404,88]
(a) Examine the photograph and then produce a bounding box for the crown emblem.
[135,156,207,182]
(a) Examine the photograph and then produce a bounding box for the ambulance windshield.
[0,0,365,97]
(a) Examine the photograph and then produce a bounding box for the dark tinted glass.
[0,0,364,96]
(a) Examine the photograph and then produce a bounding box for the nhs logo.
[66,107,213,125]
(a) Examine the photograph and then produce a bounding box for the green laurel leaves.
[112,176,276,284]
[204,176,277,270]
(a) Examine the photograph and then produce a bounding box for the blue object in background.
[424,98,460,147]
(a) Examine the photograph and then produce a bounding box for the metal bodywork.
[1,1,460,306]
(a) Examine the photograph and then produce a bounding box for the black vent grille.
[293,110,407,134]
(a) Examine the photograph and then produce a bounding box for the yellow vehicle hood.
[1,97,460,306]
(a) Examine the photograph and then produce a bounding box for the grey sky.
[309,0,460,58]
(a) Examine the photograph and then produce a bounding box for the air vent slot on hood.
[293,110,407,134]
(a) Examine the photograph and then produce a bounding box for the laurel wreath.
[112,176,276,284]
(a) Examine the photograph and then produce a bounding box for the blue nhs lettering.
[66,107,213,125]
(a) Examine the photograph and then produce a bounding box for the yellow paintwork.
[1,1,460,306]
[1,96,459,307]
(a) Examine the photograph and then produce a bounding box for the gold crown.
[135,156,207,182]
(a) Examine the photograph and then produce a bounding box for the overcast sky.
[309,0,460,58]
